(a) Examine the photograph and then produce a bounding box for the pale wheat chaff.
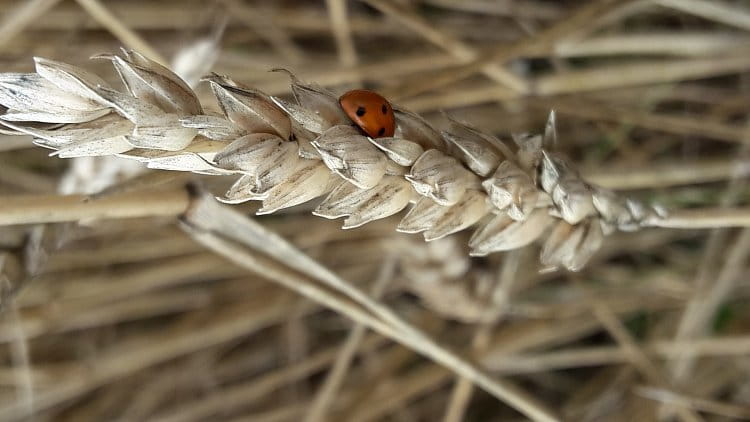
[0,53,668,271]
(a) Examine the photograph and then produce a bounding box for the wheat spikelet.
[0,50,666,271]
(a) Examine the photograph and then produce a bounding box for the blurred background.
[1,0,750,421]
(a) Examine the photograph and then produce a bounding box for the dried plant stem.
[404,55,750,117]
[486,336,750,373]
[42,234,201,272]
[575,280,702,422]
[345,364,450,421]
[541,98,750,144]
[27,253,230,306]
[659,156,749,412]
[74,0,167,64]
[334,341,421,418]
[0,0,61,48]
[556,33,750,57]
[326,0,358,68]
[383,0,632,98]
[644,208,750,229]
[670,229,750,382]
[0,293,295,421]
[7,301,33,417]
[250,51,458,95]
[1,288,212,342]
[239,405,308,422]
[364,0,528,93]
[304,318,369,421]
[584,158,750,190]
[304,257,394,422]
[535,55,750,96]
[634,385,750,420]
[221,0,305,64]
[653,0,750,32]
[443,250,522,422]
[551,0,650,42]
[0,188,190,226]
[443,378,475,422]
[2,2,750,420]
[181,192,561,422]
[0,163,56,193]
[155,334,385,422]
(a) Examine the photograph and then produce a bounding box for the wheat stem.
[0,188,190,226]
[180,191,561,422]
[0,51,725,272]
[443,250,522,422]
[584,158,750,190]
[644,208,750,229]
[303,256,394,422]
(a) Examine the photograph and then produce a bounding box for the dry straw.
[0,50,668,271]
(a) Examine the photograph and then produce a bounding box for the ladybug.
[339,89,396,138]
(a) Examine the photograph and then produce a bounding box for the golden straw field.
[1,1,750,421]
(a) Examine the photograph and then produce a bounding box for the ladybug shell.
[338,89,396,138]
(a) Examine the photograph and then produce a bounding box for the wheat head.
[0,50,666,271]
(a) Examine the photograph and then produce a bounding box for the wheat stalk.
[0,50,667,271]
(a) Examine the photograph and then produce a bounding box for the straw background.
[1,1,750,421]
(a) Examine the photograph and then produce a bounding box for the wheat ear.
[0,50,665,271]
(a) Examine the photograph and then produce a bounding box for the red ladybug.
[339,89,396,138]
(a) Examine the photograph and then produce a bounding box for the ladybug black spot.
[378,127,385,136]
[356,106,366,117]
[381,104,387,114]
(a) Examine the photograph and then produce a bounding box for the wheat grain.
[0,50,665,271]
